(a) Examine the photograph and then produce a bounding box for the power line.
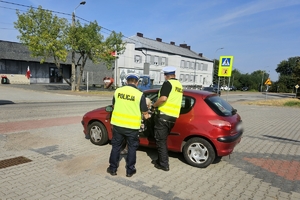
[0,0,193,56]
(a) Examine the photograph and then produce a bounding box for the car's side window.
[180,95,194,114]
[144,92,158,104]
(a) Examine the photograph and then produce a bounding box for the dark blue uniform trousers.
[108,125,139,174]
[154,115,175,168]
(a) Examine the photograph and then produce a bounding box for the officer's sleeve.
[140,94,148,112]
[112,96,115,105]
[159,81,172,97]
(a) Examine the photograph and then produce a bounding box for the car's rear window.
[204,96,236,116]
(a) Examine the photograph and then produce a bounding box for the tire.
[88,121,108,145]
[183,138,215,168]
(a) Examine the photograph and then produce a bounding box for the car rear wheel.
[88,121,108,145]
[183,138,215,168]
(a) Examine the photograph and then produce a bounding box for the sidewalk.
[0,85,299,199]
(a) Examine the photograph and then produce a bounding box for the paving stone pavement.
[0,85,300,199]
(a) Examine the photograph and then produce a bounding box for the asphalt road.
[0,84,299,200]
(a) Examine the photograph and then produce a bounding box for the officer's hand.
[151,105,156,112]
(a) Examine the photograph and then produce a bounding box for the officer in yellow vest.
[107,73,150,177]
[152,66,183,171]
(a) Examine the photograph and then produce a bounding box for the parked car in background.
[202,86,221,96]
[241,87,249,91]
[220,85,229,91]
[81,89,243,168]
[229,86,237,91]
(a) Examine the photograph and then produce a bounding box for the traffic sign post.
[264,78,272,85]
[295,84,299,98]
[217,56,234,101]
[264,78,272,100]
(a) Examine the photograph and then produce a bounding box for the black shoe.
[107,167,117,176]
[126,170,136,177]
[154,163,169,171]
[151,160,158,165]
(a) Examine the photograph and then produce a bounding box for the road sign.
[295,84,299,89]
[264,78,272,85]
[218,56,234,77]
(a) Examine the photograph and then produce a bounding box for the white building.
[115,32,213,88]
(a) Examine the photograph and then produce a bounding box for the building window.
[185,74,189,82]
[180,60,185,68]
[189,62,193,69]
[180,74,184,81]
[203,64,208,71]
[191,62,195,70]
[190,74,193,82]
[186,61,189,69]
[161,57,166,66]
[134,55,141,63]
[203,77,206,85]
[154,56,159,65]
[199,63,203,71]
[196,63,199,70]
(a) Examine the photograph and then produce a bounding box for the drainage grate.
[0,156,32,169]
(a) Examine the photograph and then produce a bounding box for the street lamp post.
[71,1,86,91]
[212,47,224,86]
[260,66,269,92]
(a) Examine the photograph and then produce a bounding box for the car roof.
[144,88,217,98]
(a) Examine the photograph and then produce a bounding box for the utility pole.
[212,47,224,85]
[71,1,86,91]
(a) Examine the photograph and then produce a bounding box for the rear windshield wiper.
[231,108,237,115]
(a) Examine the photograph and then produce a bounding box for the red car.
[81,89,243,168]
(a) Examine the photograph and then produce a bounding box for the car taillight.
[208,119,232,131]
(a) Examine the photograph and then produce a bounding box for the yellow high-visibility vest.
[158,79,183,118]
[111,86,143,129]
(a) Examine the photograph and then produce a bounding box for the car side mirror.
[105,105,113,112]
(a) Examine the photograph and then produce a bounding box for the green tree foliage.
[14,6,125,91]
[66,20,125,90]
[14,6,68,81]
[276,56,300,92]
[212,59,219,85]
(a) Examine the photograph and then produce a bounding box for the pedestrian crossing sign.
[218,56,234,77]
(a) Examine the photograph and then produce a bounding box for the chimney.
[137,32,143,37]
[198,53,203,57]
[187,46,191,50]
[170,41,175,45]
[156,38,162,42]
[180,44,188,48]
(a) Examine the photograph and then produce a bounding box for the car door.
[139,91,159,147]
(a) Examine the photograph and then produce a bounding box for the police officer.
[107,73,150,177]
[152,66,183,171]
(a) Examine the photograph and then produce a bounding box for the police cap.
[126,73,140,80]
[162,66,176,75]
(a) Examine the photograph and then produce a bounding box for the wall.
[1,74,30,84]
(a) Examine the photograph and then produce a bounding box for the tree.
[66,20,125,91]
[276,56,300,92]
[14,6,125,91]
[14,6,69,83]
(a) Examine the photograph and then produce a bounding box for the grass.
[242,98,300,108]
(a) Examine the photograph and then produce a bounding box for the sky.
[1,0,300,81]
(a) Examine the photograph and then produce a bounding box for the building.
[1,33,213,88]
[0,40,110,85]
[115,32,213,88]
